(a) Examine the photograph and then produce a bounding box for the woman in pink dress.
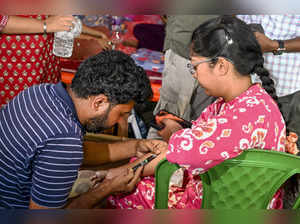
[0,15,110,108]
[106,16,288,209]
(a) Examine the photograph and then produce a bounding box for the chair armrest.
[154,159,180,209]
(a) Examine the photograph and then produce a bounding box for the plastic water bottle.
[53,16,82,58]
[110,16,123,50]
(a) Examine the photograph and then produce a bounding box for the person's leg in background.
[133,23,165,52]
[122,23,165,52]
[147,49,215,139]
[278,91,300,149]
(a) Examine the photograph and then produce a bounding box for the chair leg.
[292,195,300,209]
[154,159,180,209]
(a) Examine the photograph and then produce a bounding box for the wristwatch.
[272,40,286,55]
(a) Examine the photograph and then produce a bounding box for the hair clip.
[225,33,233,45]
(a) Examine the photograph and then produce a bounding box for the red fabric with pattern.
[0,15,60,108]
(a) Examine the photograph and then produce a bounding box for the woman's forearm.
[111,150,167,177]
[2,16,44,34]
[1,15,74,34]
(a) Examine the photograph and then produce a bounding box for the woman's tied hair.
[191,15,279,104]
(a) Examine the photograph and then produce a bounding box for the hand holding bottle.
[45,16,76,33]
[53,16,82,58]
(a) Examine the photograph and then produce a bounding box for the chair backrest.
[155,149,300,209]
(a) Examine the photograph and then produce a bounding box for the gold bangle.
[43,21,47,34]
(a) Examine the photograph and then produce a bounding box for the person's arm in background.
[0,15,74,34]
[235,15,300,53]
[81,25,108,40]
[79,25,111,50]
[254,32,300,53]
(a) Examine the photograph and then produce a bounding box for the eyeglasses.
[187,58,214,75]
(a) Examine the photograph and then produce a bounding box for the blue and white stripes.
[0,83,83,208]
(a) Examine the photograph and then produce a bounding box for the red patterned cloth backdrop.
[0,15,60,108]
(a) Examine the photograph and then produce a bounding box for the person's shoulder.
[41,132,84,151]
[238,84,280,112]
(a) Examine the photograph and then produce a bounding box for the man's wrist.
[272,40,286,55]
[135,139,144,156]
[88,180,112,205]
[94,180,112,195]
[271,39,279,51]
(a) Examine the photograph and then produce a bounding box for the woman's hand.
[45,16,76,33]
[157,119,183,142]
[136,139,168,158]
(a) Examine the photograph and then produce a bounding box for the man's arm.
[285,37,300,52]
[255,32,300,53]
[81,25,108,40]
[83,139,138,166]
[29,166,143,209]
[83,139,164,166]
[79,25,111,50]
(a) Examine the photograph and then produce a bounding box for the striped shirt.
[0,82,84,208]
[237,15,300,97]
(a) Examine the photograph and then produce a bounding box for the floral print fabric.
[109,84,286,209]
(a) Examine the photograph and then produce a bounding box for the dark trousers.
[278,90,300,148]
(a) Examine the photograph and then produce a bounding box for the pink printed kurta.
[109,84,286,209]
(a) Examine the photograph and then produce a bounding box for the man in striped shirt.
[0,50,161,209]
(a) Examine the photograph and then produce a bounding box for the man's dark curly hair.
[71,50,153,105]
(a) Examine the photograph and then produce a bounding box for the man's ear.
[215,57,230,76]
[91,94,109,112]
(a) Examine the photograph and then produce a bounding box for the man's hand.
[136,139,167,158]
[254,31,278,53]
[157,119,183,142]
[105,167,126,180]
[90,170,108,188]
[103,167,143,195]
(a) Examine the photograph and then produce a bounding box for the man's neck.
[67,85,86,125]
